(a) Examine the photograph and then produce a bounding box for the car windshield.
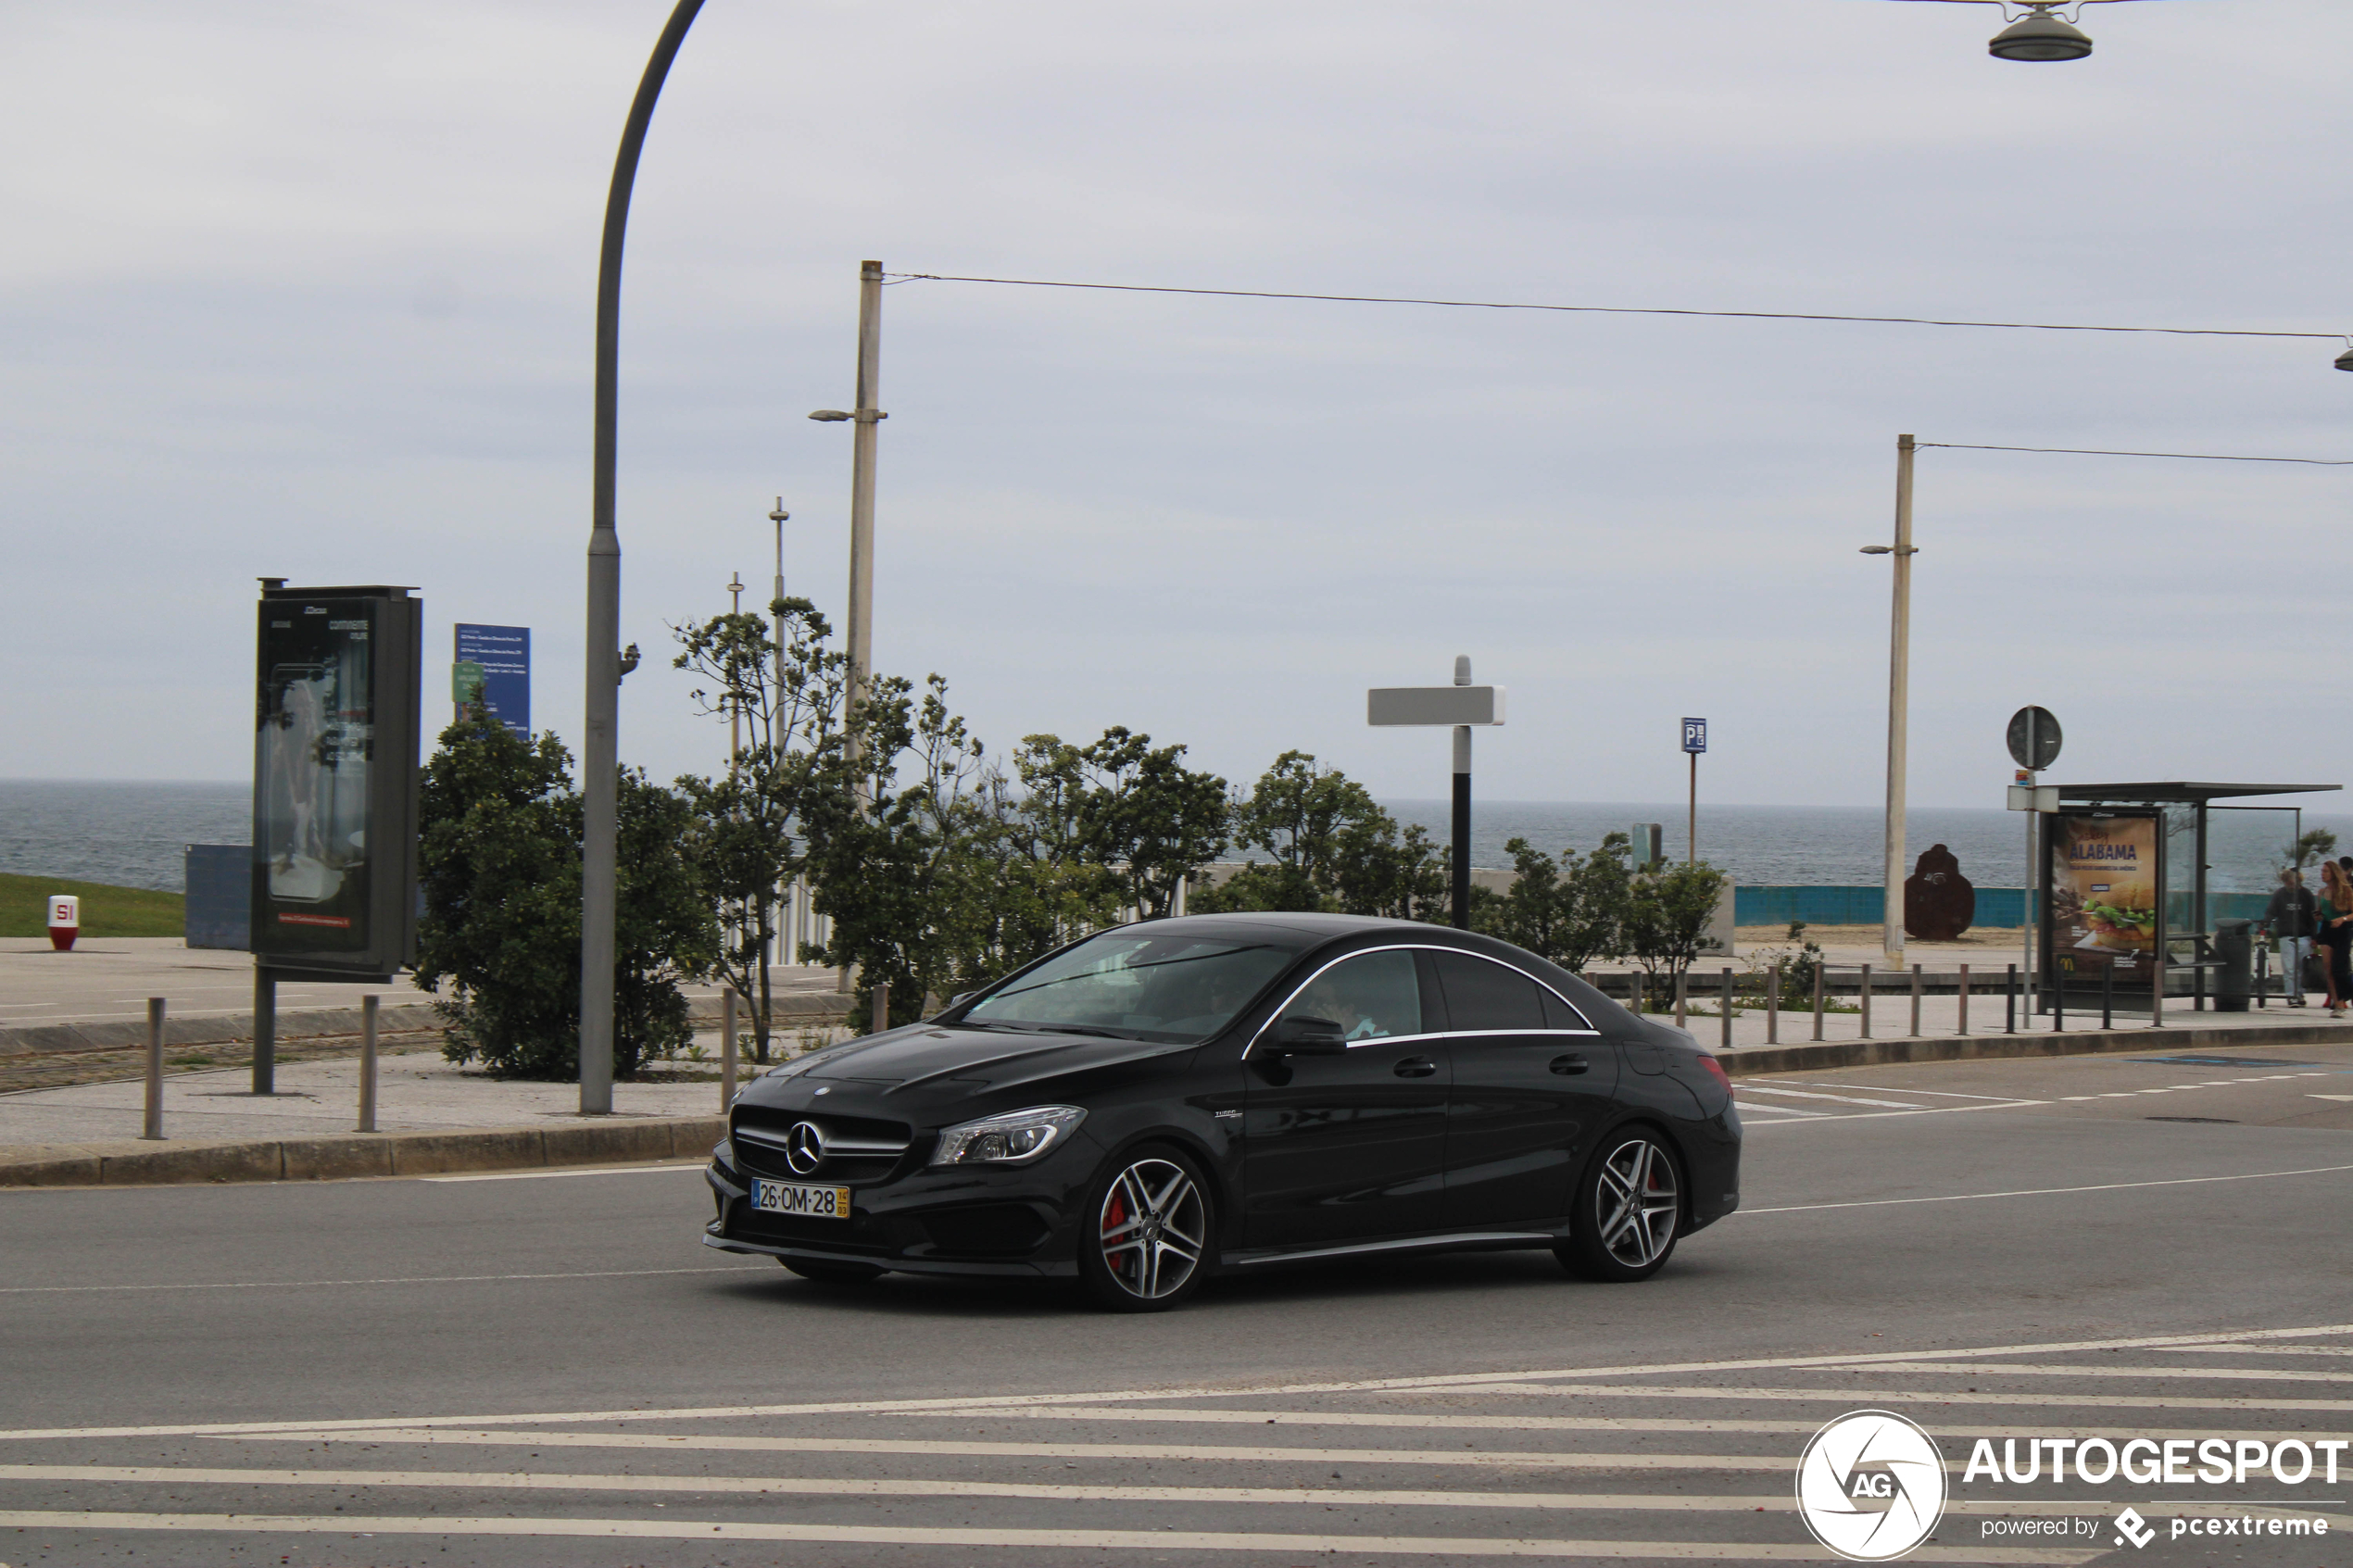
[958,931,1298,1043]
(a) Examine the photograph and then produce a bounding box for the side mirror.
[1270,1015,1348,1054]
[946,991,976,1010]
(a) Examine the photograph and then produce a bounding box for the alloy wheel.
[1096,1157,1205,1301]
[1592,1135,1679,1268]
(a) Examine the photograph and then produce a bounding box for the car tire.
[1555,1128,1682,1283]
[1076,1144,1214,1312]
[778,1257,886,1284]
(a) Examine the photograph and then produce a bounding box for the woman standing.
[2318,862,2353,1016]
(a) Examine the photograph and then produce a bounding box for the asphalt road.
[4,1043,2352,1565]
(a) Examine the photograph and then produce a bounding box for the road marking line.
[1811,1361,2353,1385]
[1730,1086,1926,1110]
[232,1429,1795,1470]
[911,1408,2343,1441]
[0,1512,2096,1562]
[6,1467,2337,1530]
[1768,1084,2026,1101]
[2309,1095,2353,1102]
[1741,1162,2353,1214]
[420,1165,704,1183]
[0,1265,768,1296]
[15,1323,2353,1442]
[1489,1384,2353,1413]
[2152,1345,2353,1357]
[1743,1100,2044,1124]
[1732,1100,1833,1118]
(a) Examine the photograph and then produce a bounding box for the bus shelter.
[2043,782,2340,1014]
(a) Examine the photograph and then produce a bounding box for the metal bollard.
[252,965,276,1096]
[1720,968,1733,1049]
[2055,967,2065,1032]
[1674,971,1687,1030]
[1859,965,1872,1039]
[356,995,378,1134]
[2102,962,2114,1031]
[1910,964,1922,1038]
[1957,964,1969,1035]
[720,988,739,1112]
[872,982,891,1035]
[2151,951,2166,1029]
[2006,963,2017,1034]
[1767,961,1780,1045]
[143,997,165,1140]
[1811,963,1826,1042]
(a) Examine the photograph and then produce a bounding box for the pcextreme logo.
[1795,1411,1949,1562]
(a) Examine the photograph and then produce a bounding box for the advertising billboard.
[252,585,422,982]
[2042,809,2163,1009]
[453,622,529,736]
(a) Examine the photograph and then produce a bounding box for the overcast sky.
[5,0,2346,809]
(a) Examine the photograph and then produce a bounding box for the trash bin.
[2213,918,2253,1012]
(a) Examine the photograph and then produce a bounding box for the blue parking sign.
[1682,717,1707,754]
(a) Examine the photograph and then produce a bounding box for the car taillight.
[1697,1054,1730,1090]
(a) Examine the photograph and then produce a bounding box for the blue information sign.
[454,624,530,737]
[1681,716,1707,754]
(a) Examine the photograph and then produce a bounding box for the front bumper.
[703,1136,1097,1278]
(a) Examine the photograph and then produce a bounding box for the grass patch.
[0,872,186,939]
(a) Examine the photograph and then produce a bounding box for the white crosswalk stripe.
[9,1323,2353,1562]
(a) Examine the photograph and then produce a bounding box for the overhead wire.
[886,272,2342,343]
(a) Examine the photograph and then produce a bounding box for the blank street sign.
[1367,686,1505,726]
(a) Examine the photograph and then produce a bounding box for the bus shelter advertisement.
[2044,810,2160,1006]
[255,600,376,957]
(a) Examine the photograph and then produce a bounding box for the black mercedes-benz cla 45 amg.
[704,911,1741,1311]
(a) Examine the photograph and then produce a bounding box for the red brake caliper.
[1104,1189,1129,1277]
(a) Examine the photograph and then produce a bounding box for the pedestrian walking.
[2318,862,2353,1016]
[2262,867,2318,1007]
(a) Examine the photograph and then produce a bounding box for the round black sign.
[2006,706,2061,771]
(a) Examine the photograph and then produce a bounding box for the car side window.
[1541,989,1592,1031]
[1278,950,1423,1041]
[1429,951,1546,1033]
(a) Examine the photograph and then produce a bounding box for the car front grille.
[732,1107,917,1183]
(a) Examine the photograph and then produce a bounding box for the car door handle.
[1392,1057,1439,1078]
[1549,1054,1590,1076]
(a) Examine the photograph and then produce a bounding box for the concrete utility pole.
[581,0,705,1117]
[845,260,885,740]
[1879,433,1918,971]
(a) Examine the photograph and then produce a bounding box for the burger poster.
[2046,814,2160,983]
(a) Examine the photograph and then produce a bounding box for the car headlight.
[929,1106,1087,1167]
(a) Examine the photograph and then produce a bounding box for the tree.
[1621,859,1730,987]
[1070,728,1230,918]
[417,715,714,1079]
[1193,751,1444,916]
[671,596,848,1061]
[800,673,998,1030]
[2285,828,2340,875]
[1481,833,1631,973]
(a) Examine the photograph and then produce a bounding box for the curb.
[0,991,849,1060]
[1714,1020,2353,1076]
[0,1115,728,1190]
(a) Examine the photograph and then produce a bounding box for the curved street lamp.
[581,0,705,1114]
[1895,1,2164,64]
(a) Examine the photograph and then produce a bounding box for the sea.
[3,780,2347,897]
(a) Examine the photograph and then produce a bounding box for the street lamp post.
[1861,433,1918,972]
[809,260,887,747]
[581,0,705,1116]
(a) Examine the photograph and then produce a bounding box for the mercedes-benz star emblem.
[784,1122,825,1174]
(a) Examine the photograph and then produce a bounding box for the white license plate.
[752,1179,852,1219]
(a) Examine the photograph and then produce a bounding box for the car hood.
[775,1024,1190,1100]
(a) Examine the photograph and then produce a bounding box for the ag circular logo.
[784,1122,826,1174]
[1795,1410,1948,1562]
